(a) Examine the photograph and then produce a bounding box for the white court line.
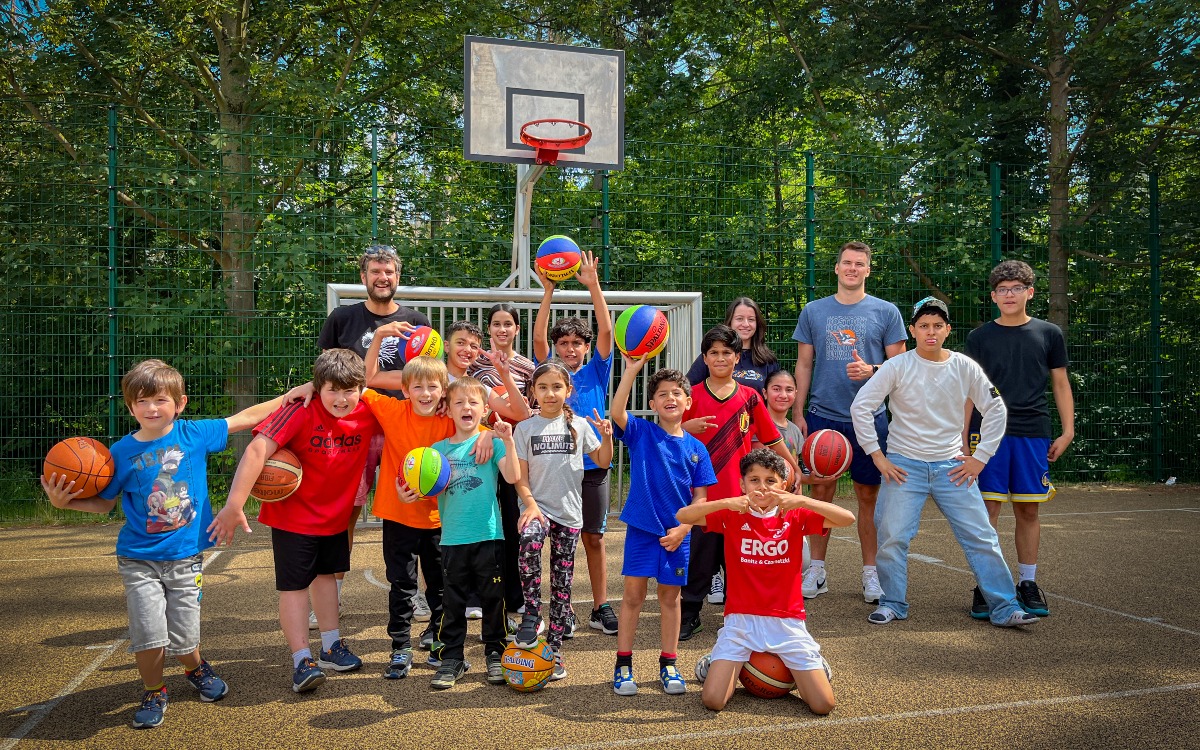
[551,682,1200,750]
[0,639,126,750]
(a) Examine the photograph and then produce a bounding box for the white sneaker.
[413,591,431,622]
[862,568,882,604]
[802,565,828,599]
[465,606,483,620]
[707,572,725,604]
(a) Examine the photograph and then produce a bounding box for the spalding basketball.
[501,638,555,692]
[615,305,669,358]
[739,651,796,699]
[401,326,443,364]
[401,447,450,498]
[801,428,853,478]
[43,437,114,497]
[535,235,582,282]
[250,448,303,502]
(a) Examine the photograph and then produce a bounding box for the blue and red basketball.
[614,305,669,358]
[535,235,582,282]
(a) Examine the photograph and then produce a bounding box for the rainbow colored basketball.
[739,651,796,699]
[400,447,450,498]
[501,638,555,692]
[801,428,853,478]
[535,235,582,282]
[401,326,443,364]
[614,305,669,358]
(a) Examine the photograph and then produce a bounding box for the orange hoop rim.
[519,119,592,165]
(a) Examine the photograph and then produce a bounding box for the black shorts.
[581,466,611,535]
[271,527,350,591]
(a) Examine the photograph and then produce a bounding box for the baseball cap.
[911,296,950,324]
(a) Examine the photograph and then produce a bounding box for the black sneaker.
[970,587,990,620]
[418,627,437,650]
[589,603,619,635]
[1016,580,1050,617]
[678,615,703,642]
[513,613,542,649]
[430,658,469,689]
[485,653,505,685]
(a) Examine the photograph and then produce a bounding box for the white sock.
[863,565,877,575]
[320,629,341,652]
[336,579,344,601]
[293,648,312,669]
[1018,564,1037,583]
[811,560,826,570]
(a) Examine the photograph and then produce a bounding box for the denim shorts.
[118,554,204,655]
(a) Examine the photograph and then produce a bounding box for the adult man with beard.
[792,241,907,605]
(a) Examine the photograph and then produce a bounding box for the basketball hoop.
[519,118,593,166]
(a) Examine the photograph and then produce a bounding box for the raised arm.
[586,409,614,469]
[773,490,856,529]
[364,321,412,391]
[225,394,288,433]
[610,353,649,430]
[532,266,556,363]
[493,419,521,485]
[489,350,533,421]
[577,250,612,359]
[676,496,747,526]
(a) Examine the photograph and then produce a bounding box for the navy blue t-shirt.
[616,415,717,536]
[687,349,780,393]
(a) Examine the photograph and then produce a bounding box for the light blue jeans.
[874,453,1022,624]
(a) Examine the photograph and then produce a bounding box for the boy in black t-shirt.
[964,260,1074,619]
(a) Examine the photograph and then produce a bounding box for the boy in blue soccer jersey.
[608,353,717,696]
[41,359,290,729]
[532,250,619,635]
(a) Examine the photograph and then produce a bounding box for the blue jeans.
[874,453,1022,624]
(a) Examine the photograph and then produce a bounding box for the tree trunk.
[1045,0,1071,330]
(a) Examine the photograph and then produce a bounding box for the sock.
[320,629,341,652]
[811,560,826,570]
[616,651,633,669]
[863,565,877,574]
[143,681,165,692]
[184,660,205,676]
[336,579,343,601]
[659,652,677,669]
[1018,564,1037,583]
[293,648,312,669]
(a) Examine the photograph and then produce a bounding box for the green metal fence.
[0,102,1187,521]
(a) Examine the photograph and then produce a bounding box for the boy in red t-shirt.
[677,448,853,714]
[211,349,379,694]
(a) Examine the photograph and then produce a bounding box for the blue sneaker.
[318,639,363,672]
[184,660,229,702]
[292,657,326,693]
[613,664,638,696]
[132,687,168,729]
[384,648,413,680]
[660,664,686,695]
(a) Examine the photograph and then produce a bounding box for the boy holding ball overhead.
[42,359,292,729]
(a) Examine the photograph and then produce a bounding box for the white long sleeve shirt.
[851,350,1007,463]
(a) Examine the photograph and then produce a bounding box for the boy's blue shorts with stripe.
[974,435,1056,503]
[622,525,690,586]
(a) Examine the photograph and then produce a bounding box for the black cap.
[911,296,950,324]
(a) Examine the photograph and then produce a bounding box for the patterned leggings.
[518,517,580,651]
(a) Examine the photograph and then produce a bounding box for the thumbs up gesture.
[846,349,875,381]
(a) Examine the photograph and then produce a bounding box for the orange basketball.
[501,638,555,692]
[739,651,796,699]
[43,437,114,497]
[250,448,303,502]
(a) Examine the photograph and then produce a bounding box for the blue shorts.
[974,435,1056,503]
[806,411,888,486]
[622,525,690,586]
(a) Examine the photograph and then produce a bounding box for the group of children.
[41,247,1068,728]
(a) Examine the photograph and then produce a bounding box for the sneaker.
[862,569,882,605]
[131,687,168,729]
[678,615,703,642]
[613,665,638,696]
[564,611,578,639]
[550,651,567,681]
[802,565,828,599]
[707,572,725,604]
[1016,580,1050,617]
[465,606,483,620]
[383,648,413,680]
[994,609,1041,627]
[867,606,902,624]
[292,657,326,693]
[184,660,229,702]
[970,586,991,620]
[506,615,545,643]
[660,664,686,695]
[419,627,437,650]
[308,610,319,630]
[821,655,833,683]
[413,591,431,622]
[430,658,469,690]
[513,613,542,649]
[694,653,711,683]
[589,603,619,635]
[485,653,505,685]
[317,639,363,672]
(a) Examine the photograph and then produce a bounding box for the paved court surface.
[1,484,1197,749]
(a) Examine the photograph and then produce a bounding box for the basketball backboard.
[464,36,624,171]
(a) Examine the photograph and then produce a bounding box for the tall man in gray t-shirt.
[792,241,907,604]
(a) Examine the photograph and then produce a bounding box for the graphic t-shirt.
[683,382,782,501]
[433,434,506,546]
[965,318,1068,438]
[707,507,827,620]
[535,351,613,470]
[792,294,907,420]
[361,389,457,529]
[318,302,430,399]
[616,415,717,536]
[513,413,601,529]
[686,350,780,393]
[101,419,228,561]
[255,400,379,536]
[756,419,804,464]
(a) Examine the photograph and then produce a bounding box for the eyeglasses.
[993,285,1030,297]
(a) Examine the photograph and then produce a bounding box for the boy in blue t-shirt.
[41,359,288,729]
[608,353,717,697]
[532,250,618,635]
[428,377,520,689]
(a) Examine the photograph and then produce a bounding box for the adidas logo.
[315,424,326,432]
[741,523,752,531]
